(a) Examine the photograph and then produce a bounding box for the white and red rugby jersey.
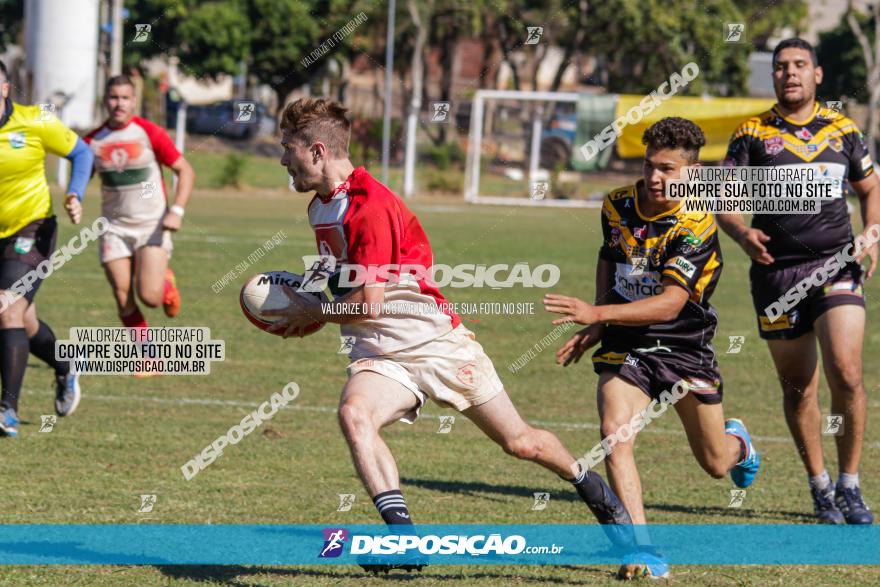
[308,167,460,357]
[85,116,181,224]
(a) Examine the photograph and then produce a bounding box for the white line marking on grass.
[173,234,313,246]
[26,389,880,449]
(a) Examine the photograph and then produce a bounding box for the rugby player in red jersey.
[264,97,634,573]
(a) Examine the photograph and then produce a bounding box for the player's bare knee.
[137,289,162,308]
[502,429,542,461]
[337,400,374,438]
[600,419,633,443]
[0,300,26,327]
[778,375,816,402]
[825,360,863,394]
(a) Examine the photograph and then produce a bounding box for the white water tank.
[25,0,99,129]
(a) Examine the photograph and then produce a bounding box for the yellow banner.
[614,96,775,161]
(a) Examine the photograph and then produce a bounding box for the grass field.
[3,166,879,585]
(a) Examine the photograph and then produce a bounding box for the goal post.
[464,89,603,208]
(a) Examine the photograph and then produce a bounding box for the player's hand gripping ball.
[240,271,329,337]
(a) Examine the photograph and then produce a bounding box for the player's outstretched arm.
[851,173,880,278]
[545,282,689,328]
[555,257,615,366]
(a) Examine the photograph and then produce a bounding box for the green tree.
[584,0,754,96]
[126,0,353,109]
[816,10,871,100]
[0,0,23,54]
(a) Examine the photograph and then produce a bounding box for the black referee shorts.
[0,216,58,305]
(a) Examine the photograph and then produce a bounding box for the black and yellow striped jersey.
[598,180,723,350]
[725,103,874,263]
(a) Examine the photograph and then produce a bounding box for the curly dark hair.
[641,117,706,163]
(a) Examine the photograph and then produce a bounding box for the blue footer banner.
[0,525,877,565]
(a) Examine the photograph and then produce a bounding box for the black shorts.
[592,337,723,405]
[750,256,864,340]
[0,216,58,305]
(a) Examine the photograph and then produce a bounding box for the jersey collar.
[317,167,361,203]
[772,101,819,126]
[0,97,13,129]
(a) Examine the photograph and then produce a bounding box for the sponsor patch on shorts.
[456,362,477,388]
[683,378,720,394]
[822,280,862,295]
[759,314,793,332]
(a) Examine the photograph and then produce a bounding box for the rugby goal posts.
[463,89,603,208]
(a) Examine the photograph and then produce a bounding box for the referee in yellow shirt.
[0,60,94,437]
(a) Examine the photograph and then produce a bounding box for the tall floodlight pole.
[381,0,396,185]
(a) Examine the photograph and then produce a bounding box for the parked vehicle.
[185,100,276,139]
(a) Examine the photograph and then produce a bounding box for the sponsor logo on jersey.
[671,256,697,278]
[633,226,647,240]
[827,137,843,152]
[763,136,784,155]
[614,265,662,301]
[862,155,873,172]
[794,128,813,141]
[8,132,25,149]
[609,226,621,246]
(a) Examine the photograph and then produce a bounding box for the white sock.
[838,472,860,489]
[809,470,832,491]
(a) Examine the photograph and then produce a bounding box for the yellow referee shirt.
[0,100,78,239]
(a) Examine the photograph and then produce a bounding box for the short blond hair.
[280,98,351,157]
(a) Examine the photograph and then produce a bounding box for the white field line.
[171,233,313,246]
[25,389,880,449]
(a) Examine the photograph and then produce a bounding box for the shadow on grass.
[401,477,814,522]
[155,564,614,585]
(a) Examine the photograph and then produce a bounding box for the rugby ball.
[240,271,329,337]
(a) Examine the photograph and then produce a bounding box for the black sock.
[0,328,29,412]
[29,320,69,376]
[572,467,606,504]
[373,489,414,526]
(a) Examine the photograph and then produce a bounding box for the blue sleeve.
[64,138,94,201]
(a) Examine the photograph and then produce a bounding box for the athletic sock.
[0,328,29,412]
[571,465,605,503]
[120,307,148,343]
[809,470,833,492]
[373,489,414,526]
[838,472,860,489]
[29,320,69,376]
